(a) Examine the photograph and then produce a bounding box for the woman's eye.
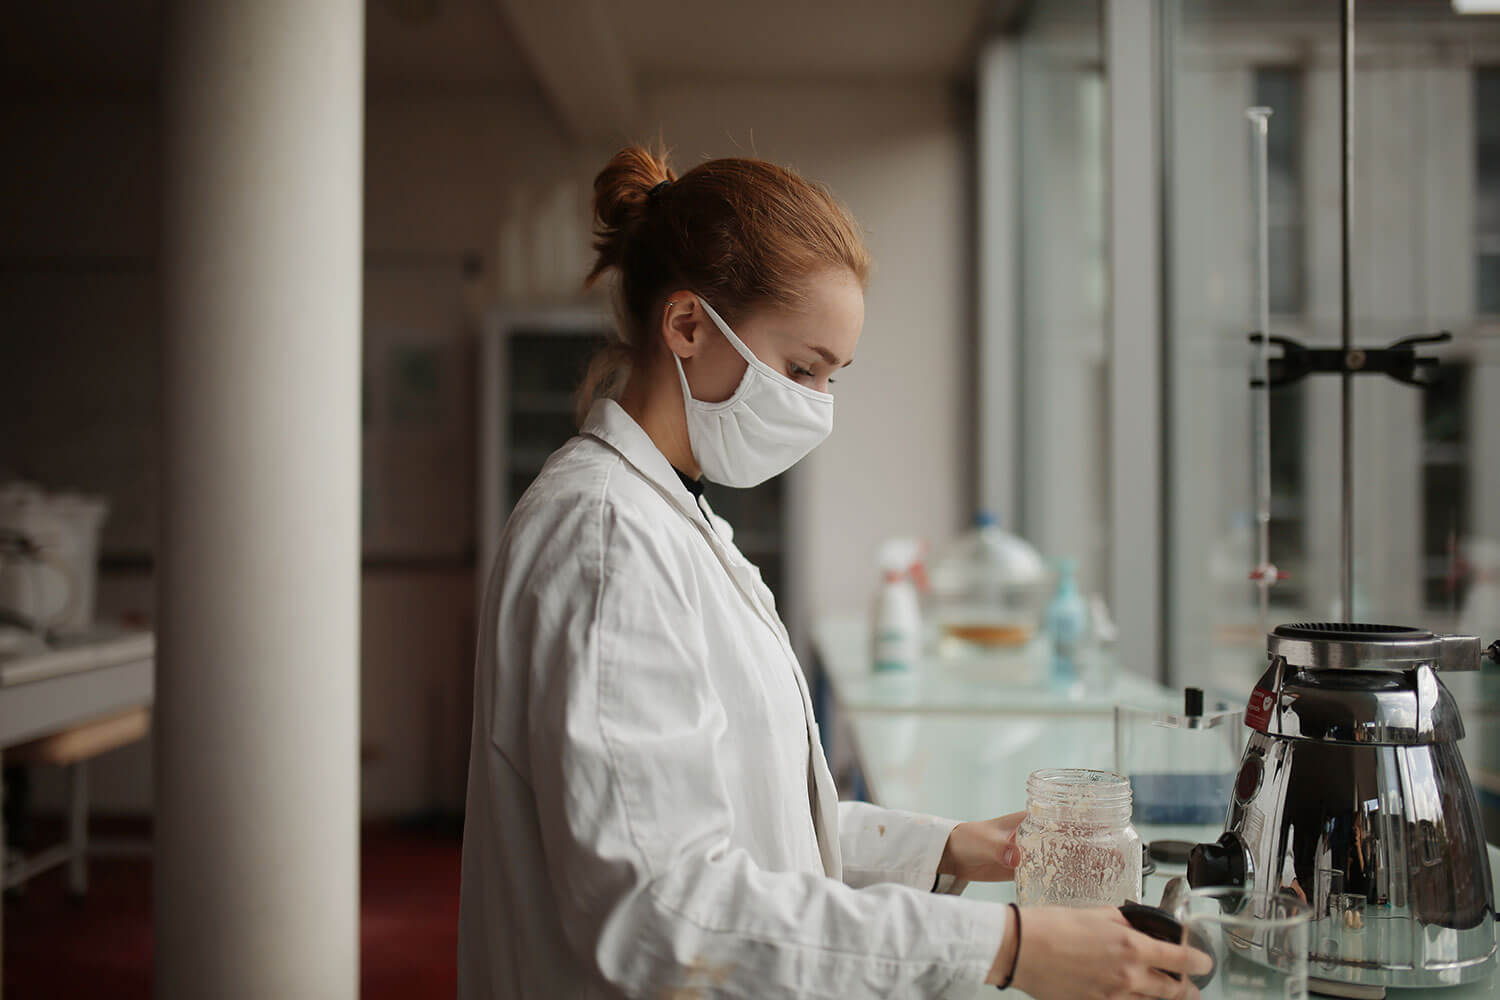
[789,363,814,379]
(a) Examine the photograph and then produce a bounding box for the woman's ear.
[659,292,704,359]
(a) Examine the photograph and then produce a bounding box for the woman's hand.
[938,812,1025,882]
[990,905,1212,1000]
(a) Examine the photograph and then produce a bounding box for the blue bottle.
[1045,558,1088,688]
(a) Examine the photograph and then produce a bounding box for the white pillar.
[157,2,363,998]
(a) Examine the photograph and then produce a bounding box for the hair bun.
[588,146,676,281]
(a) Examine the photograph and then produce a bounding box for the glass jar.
[928,511,1050,655]
[1014,768,1142,907]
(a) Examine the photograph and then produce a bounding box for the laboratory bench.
[846,709,1500,998]
[0,628,155,1000]
[811,616,1500,998]
[812,615,1180,717]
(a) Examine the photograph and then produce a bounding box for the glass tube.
[1247,107,1273,632]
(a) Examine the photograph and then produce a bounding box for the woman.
[457,146,1208,999]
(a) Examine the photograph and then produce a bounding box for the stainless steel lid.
[1268,622,1481,672]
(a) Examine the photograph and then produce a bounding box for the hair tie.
[646,179,671,201]
[996,904,1021,990]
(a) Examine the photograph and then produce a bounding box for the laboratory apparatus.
[1114,688,1243,858]
[1172,887,1310,999]
[1188,623,1500,991]
[1246,106,1281,633]
[927,511,1049,655]
[1186,1,1500,992]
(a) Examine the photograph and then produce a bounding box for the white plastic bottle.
[871,540,923,673]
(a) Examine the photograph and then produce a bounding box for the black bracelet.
[995,903,1021,990]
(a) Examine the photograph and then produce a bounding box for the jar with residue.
[1014,768,1141,907]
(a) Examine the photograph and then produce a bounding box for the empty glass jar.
[1014,768,1142,907]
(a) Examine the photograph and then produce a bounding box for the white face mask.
[673,297,834,488]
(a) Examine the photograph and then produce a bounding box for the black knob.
[1184,686,1204,717]
[1187,833,1246,888]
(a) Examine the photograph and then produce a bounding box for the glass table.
[812,615,1183,717]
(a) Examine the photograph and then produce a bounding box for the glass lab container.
[1170,887,1310,1000]
[1114,690,1244,852]
[928,512,1050,656]
[1014,768,1141,907]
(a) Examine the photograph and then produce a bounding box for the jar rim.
[1026,768,1132,804]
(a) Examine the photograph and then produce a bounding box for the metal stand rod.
[1340,0,1356,618]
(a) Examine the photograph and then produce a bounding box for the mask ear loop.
[667,295,831,406]
[697,296,833,403]
[695,297,763,370]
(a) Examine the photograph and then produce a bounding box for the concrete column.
[157,2,362,998]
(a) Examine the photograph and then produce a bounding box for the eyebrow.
[811,346,853,368]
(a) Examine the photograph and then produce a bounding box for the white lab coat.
[458,399,1009,999]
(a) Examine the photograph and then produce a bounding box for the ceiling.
[0,0,1003,93]
[610,0,994,84]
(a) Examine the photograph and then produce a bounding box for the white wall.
[6,77,975,815]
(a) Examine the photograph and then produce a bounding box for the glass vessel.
[1114,690,1244,851]
[1014,768,1141,907]
[1171,886,1309,999]
[928,512,1050,655]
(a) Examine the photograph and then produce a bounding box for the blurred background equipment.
[0,484,108,637]
[929,511,1050,656]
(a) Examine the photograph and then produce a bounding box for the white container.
[0,483,110,632]
[871,539,923,672]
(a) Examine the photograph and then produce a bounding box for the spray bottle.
[871,539,924,673]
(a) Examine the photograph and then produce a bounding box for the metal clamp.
[1248,331,1451,390]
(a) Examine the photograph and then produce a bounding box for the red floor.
[3,820,461,999]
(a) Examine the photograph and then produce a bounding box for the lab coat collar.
[581,398,704,522]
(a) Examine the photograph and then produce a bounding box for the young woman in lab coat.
[457,147,1209,999]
